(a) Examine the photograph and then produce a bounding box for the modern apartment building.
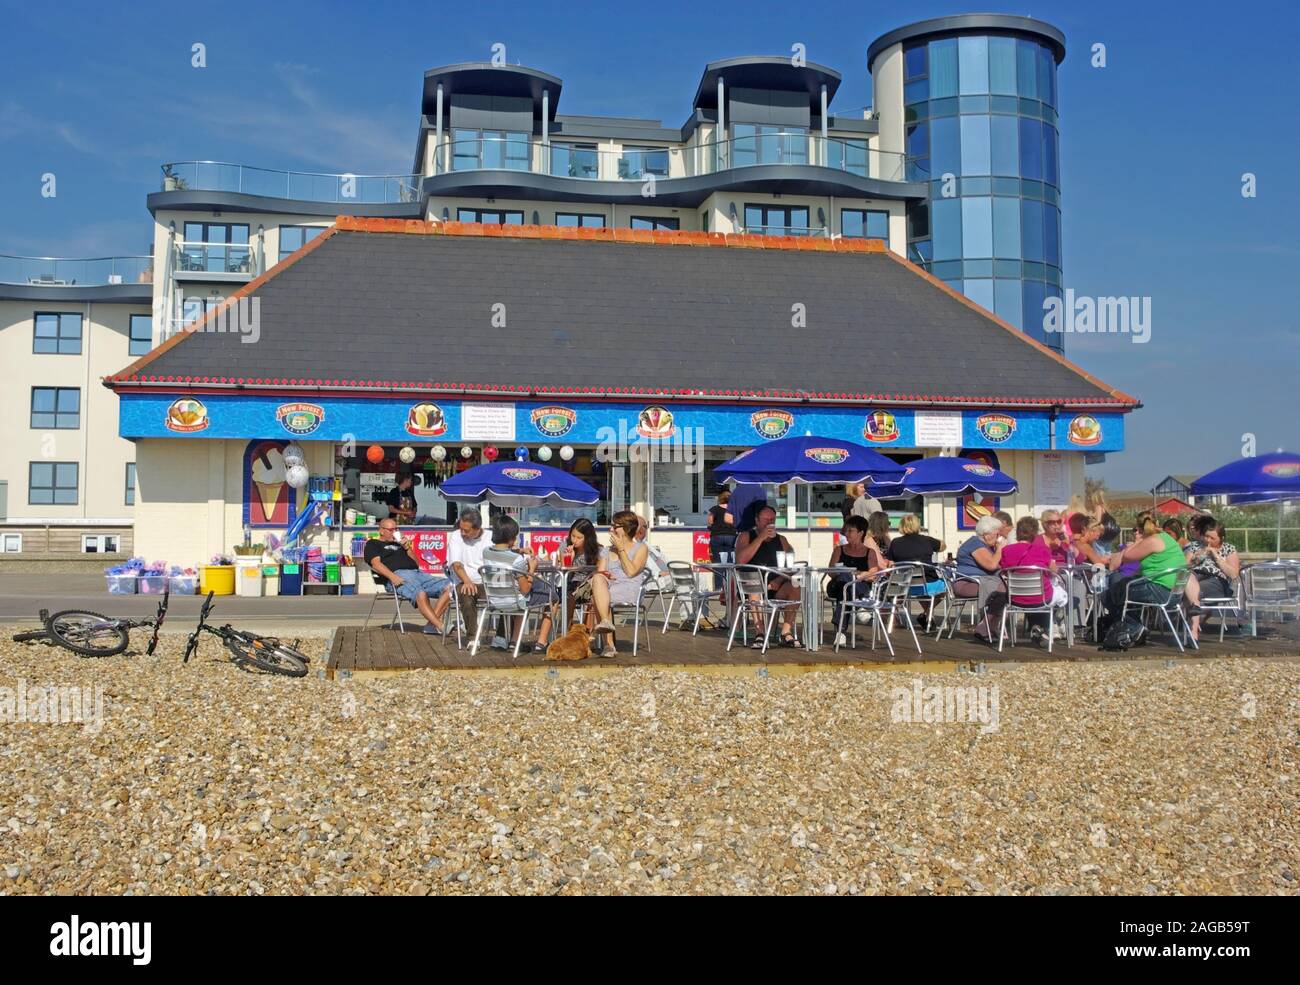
[1,13,1067,554]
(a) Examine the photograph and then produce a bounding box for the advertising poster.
[411,530,449,572]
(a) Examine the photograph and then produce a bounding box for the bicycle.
[12,591,171,657]
[183,592,310,677]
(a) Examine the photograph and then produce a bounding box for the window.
[31,387,80,429]
[452,129,530,171]
[29,462,78,505]
[958,37,989,95]
[928,38,959,99]
[550,142,598,178]
[555,213,605,228]
[743,204,811,236]
[841,209,889,241]
[630,216,679,231]
[904,45,927,80]
[988,37,1017,95]
[125,462,136,507]
[81,534,120,554]
[278,225,326,262]
[180,296,223,327]
[457,208,524,225]
[618,146,669,180]
[1019,117,1043,180]
[732,124,808,167]
[128,314,153,356]
[34,313,82,354]
[960,115,991,176]
[1,533,21,554]
[961,197,993,259]
[181,222,251,273]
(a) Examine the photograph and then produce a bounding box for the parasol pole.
[1278,499,1283,561]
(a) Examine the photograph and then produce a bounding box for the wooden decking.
[325,619,1300,679]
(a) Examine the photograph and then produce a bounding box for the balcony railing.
[160,162,422,204]
[0,254,154,287]
[431,135,913,184]
[174,241,254,276]
[742,225,830,237]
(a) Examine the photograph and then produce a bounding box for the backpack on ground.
[1099,614,1148,651]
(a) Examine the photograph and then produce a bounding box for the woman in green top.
[1099,511,1187,631]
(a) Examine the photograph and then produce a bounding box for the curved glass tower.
[869,16,1066,349]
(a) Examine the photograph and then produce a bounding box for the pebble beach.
[1,629,1295,895]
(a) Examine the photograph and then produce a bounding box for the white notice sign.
[1033,452,1068,512]
[914,410,963,448]
[461,402,516,441]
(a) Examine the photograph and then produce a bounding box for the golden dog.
[545,624,592,661]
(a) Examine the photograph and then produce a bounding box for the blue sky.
[1,0,1296,490]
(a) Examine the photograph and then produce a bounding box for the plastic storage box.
[167,575,197,595]
[280,563,302,595]
[138,574,168,595]
[106,574,138,594]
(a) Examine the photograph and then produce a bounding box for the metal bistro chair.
[608,571,656,656]
[469,562,552,660]
[931,566,984,639]
[1242,563,1300,637]
[662,561,723,636]
[1194,578,1246,643]
[363,569,406,633]
[834,563,923,656]
[997,566,1072,653]
[1119,566,1196,653]
[726,565,802,654]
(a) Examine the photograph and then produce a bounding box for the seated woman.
[1067,513,1109,633]
[1000,516,1069,646]
[954,515,1007,642]
[1162,517,1193,553]
[1100,510,1187,631]
[735,504,801,647]
[560,517,601,636]
[826,515,890,645]
[887,513,946,626]
[481,515,557,650]
[1183,520,1240,640]
[589,510,650,658]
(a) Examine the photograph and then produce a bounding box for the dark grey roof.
[113,228,1132,407]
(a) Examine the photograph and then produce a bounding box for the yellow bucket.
[200,564,236,596]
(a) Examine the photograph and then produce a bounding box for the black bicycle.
[183,592,310,677]
[12,591,171,657]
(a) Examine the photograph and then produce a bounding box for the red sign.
[412,530,448,572]
[693,531,711,563]
[527,530,569,559]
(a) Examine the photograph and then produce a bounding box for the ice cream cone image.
[250,446,287,523]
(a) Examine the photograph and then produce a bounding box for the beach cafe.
[105,217,1136,593]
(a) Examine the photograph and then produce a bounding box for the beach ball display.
[483,445,499,462]
[537,446,553,462]
[399,446,416,464]
[515,446,529,461]
[285,464,310,489]
[430,445,447,461]
[365,445,384,464]
[282,443,305,467]
[560,445,574,461]
[460,446,473,459]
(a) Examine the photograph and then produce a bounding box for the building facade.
[3,13,1073,554]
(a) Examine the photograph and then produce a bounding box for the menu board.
[651,463,694,521]
[1033,452,1068,512]
[461,402,516,441]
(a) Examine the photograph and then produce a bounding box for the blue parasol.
[869,456,1019,497]
[1191,452,1300,559]
[714,434,907,486]
[437,460,600,508]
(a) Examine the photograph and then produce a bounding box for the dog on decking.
[544,623,594,661]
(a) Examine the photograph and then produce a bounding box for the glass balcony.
[160,162,422,204]
[743,225,829,237]
[429,135,912,184]
[0,254,153,287]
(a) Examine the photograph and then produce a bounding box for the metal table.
[535,562,597,634]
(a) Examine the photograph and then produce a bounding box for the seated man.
[634,514,674,594]
[481,515,556,651]
[447,507,489,638]
[363,519,451,634]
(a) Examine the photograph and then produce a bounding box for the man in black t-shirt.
[385,474,417,523]
[363,518,451,634]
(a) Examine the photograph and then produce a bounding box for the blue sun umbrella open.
[869,456,1019,498]
[1191,451,1300,559]
[437,460,600,508]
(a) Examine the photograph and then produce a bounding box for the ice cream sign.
[164,398,208,433]
[246,440,290,525]
[276,402,325,435]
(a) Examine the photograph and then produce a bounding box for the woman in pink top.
[999,516,1067,645]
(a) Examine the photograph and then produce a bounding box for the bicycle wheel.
[224,635,309,677]
[45,610,130,657]
[11,629,51,644]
